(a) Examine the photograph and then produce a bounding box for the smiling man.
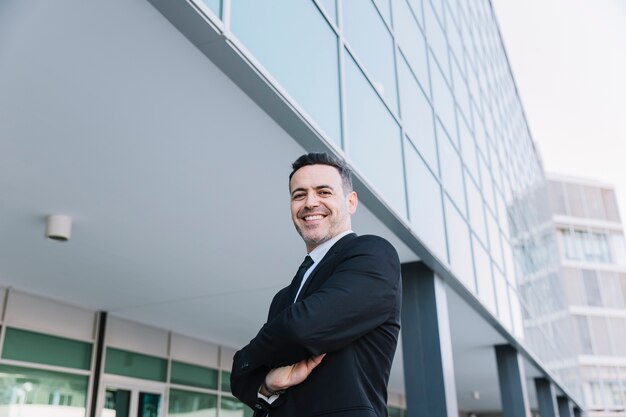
[231,152,402,417]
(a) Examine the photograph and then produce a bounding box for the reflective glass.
[509,286,524,339]
[430,57,456,141]
[344,53,406,216]
[451,56,470,124]
[168,389,217,417]
[104,348,167,382]
[220,396,253,417]
[373,0,392,25]
[466,175,487,245]
[493,269,512,330]
[478,155,495,211]
[0,365,88,417]
[2,328,92,370]
[473,236,496,313]
[437,122,465,215]
[405,139,447,261]
[393,0,429,91]
[424,1,448,80]
[486,210,503,269]
[199,0,221,18]
[220,370,231,393]
[316,0,337,24]
[397,54,437,172]
[230,1,341,144]
[458,117,478,181]
[343,0,398,113]
[444,196,474,290]
[171,361,218,390]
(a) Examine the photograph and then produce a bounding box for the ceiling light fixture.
[45,214,72,242]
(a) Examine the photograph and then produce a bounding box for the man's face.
[289,164,358,252]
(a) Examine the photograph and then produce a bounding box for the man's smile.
[303,214,325,221]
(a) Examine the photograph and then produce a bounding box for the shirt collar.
[307,230,353,264]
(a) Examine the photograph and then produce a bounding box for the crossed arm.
[231,236,400,407]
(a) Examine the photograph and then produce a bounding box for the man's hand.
[261,354,326,395]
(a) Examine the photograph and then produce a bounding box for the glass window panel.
[598,271,625,309]
[199,0,221,18]
[373,0,392,25]
[486,210,503,269]
[459,116,478,181]
[451,57,470,127]
[447,21,464,75]
[316,0,337,24]
[397,54,437,172]
[444,196,474,291]
[473,113,487,158]
[574,316,594,355]
[0,365,88,416]
[393,0,429,92]
[494,269,512,331]
[608,318,626,356]
[104,348,167,382]
[581,185,604,219]
[547,181,567,215]
[220,396,253,417]
[602,188,621,222]
[220,370,231,393]
[466,176,487,245]
[565,183,585,217]
[562,268,585,305]
[430,57,456,142]
[509,286,524,339]
[424,1,448,81]
[611,234,626,266]
[478,155,495,211]
[345,53,406,216]
[437,122,465,215]
[388,406,407,417]
[589,316,612,355]
[343,0,398,113]
[2,328,92,370]
[230,1,341,144]
[405,139,447,260]
[171,361,218,390]
[582,269,602,306]
[168,389,217,417]
[473,236,496,313]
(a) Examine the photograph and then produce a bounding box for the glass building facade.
[524,176,626,416]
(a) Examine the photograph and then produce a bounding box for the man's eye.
[292,193,305,200]
[319,190,331,196]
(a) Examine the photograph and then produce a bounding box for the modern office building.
[524,175,626,416]
[0,0,584,416]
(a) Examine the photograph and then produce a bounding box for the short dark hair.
[289,152,353,192]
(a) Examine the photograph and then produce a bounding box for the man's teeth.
[304,215,323,221]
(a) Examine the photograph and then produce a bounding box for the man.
[231,152,401,417]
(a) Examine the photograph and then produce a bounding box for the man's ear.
[347,191,358,214]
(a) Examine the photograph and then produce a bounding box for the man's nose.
[304,192,320,207]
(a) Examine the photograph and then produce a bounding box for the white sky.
[491,0,626,222]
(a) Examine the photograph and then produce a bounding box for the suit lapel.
[295,233,357,302]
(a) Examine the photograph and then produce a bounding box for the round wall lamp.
[45,214,72,242]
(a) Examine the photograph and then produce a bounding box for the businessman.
[231,152,402,417]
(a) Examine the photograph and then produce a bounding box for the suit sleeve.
[236,235,401,370]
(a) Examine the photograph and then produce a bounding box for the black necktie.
[290,255,314,302]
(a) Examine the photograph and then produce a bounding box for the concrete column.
[534,377,558,417]
[558,396,574,417]
[495,345,531,417]
[401,262,458,417]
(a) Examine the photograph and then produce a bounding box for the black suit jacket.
[231,233,402,417]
